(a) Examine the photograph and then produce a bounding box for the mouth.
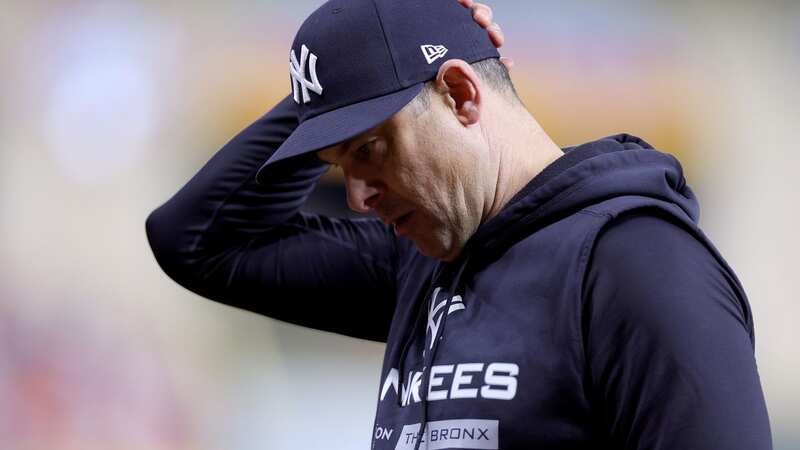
[391,211,414,236]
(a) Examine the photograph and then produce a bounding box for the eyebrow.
[329,136,361,161]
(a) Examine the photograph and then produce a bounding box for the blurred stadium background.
[1,0,798,448]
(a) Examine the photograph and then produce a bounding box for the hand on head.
[458,0,514,69]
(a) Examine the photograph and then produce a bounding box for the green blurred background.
[1,0,798,448]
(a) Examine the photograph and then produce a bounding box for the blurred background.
[1,0,798,448]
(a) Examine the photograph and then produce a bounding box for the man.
[146,0,772,448]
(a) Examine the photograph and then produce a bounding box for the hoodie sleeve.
[145,95,398,342]
[582,211,772,450]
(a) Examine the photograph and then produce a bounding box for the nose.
[344,175,383,214]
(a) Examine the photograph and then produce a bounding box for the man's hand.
[459,0,514,69]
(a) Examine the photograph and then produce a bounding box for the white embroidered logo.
[289,44,323,104]
[426,287,464,352]
[420,44,449,64]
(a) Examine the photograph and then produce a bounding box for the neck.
[481,99,564,222]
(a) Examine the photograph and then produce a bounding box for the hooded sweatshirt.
[145,95,772,449]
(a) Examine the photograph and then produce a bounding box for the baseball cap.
[255,0,500,184]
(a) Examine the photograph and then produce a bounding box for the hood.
[465,133,699,264]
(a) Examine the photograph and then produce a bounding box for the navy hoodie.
[145,95,772,449]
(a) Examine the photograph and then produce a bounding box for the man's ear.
[435,59,481,126]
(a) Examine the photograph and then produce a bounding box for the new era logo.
[421,44,448,64]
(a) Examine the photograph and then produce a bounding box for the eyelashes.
[354,142,371,161]
[338,138,384,168]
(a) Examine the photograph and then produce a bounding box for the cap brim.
[255,83,424,185]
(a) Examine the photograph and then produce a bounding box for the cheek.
[394,161,445,210]
[386,121,458,213]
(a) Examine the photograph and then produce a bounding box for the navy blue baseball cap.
[255,0,500,184]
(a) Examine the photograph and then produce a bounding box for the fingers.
[461,1,504,48]
[459,0,511,70]
[486,21,504,48]
[499,56,514,70]
[459,0,493,29]
[471,3,493,28]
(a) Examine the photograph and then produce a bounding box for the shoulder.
[588,209,722,290]
[591,209,709,268]
[581,215,768,450]
[583,209,751,340]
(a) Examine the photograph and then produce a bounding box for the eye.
[353,142,371,161]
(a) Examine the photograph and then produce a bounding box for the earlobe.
[436,60,481,126]
[460,101,480,125]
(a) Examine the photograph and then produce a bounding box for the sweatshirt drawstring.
[395,262,444,407]
[412,253,472,450]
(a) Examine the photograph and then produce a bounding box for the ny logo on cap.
[290,44,323,104]
[420,44,449,64]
